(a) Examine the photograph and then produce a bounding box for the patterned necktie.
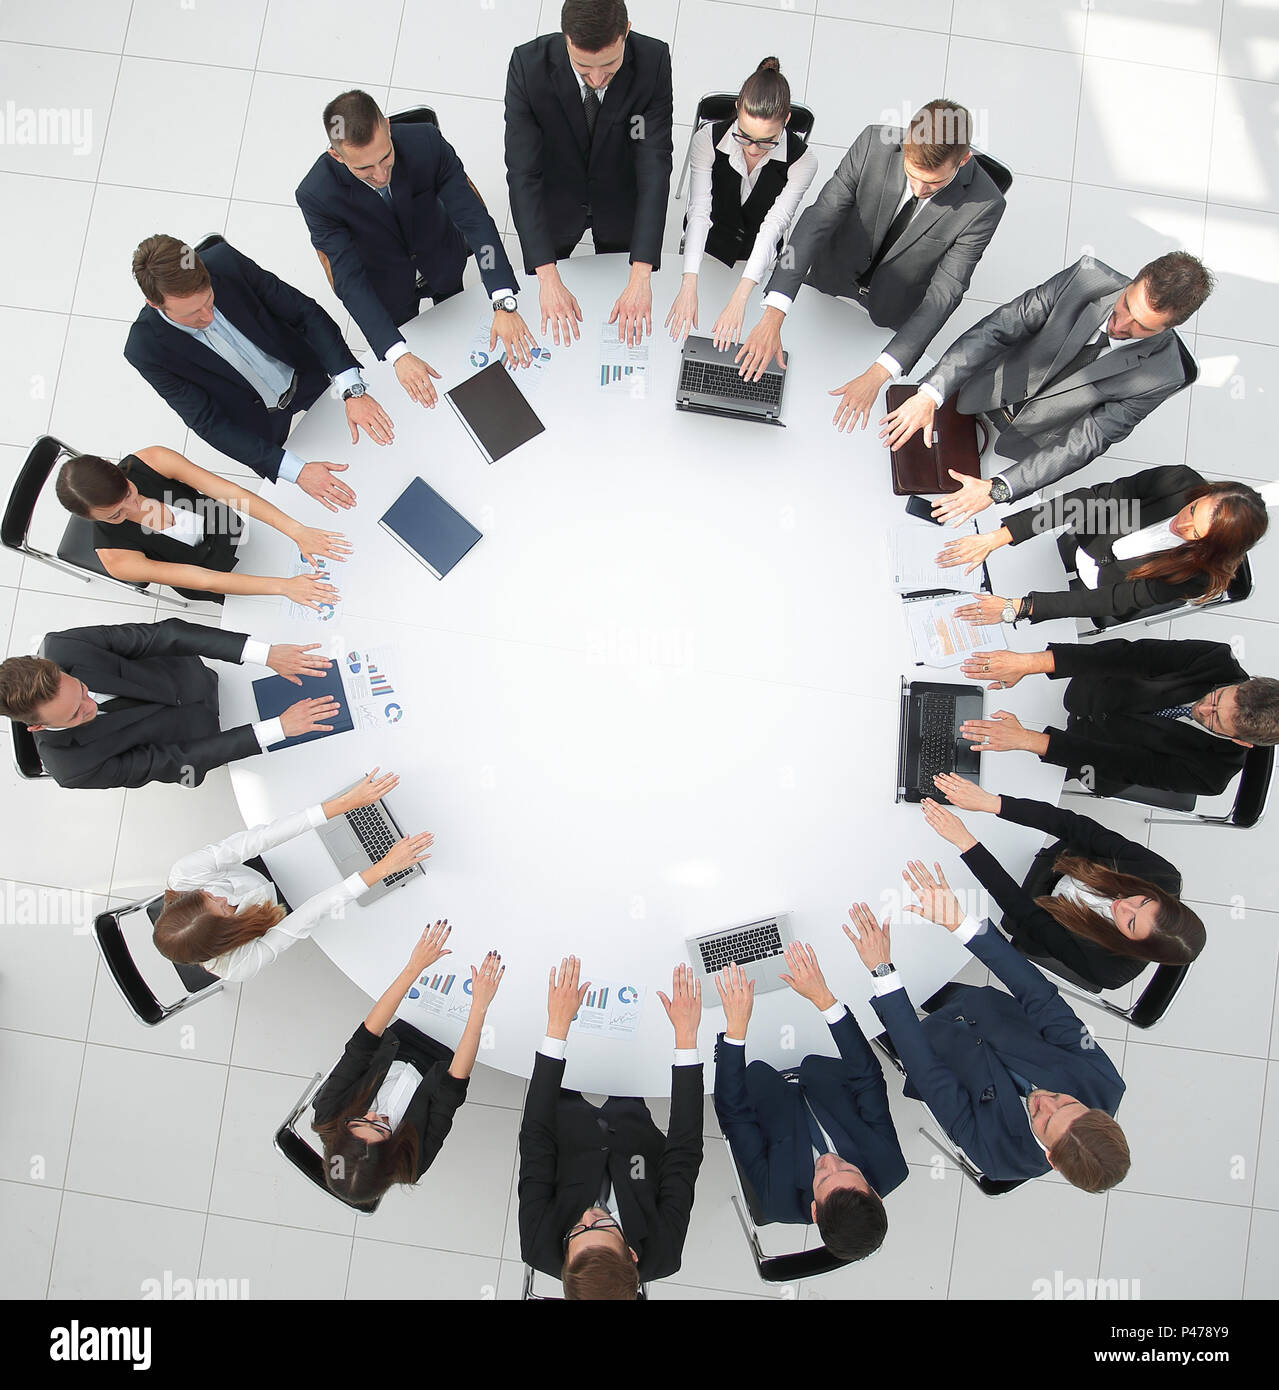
[1154,704,1194,722]
[1043,334,1107,392]
[582,84,601,143]
[376,184,392,204]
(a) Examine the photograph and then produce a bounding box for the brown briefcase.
[885,385,989,495]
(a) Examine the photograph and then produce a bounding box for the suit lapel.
[870,144,907,251]
[388,135,415,249]
[882,154,976,263]
[144,304,247,393]
[1032,289,1167,400]
[588,43,638,166]
[550,39,590,157]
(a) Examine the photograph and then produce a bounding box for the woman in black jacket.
[937,465,1266,628]
[920,773,1205,990]
[312,921,504,1206]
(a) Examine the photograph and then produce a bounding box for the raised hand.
[547,955,590,1039]
[657,964,702,1047]
[901,859,965,931]
[778,942,837,1010]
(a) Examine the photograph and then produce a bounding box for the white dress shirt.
[1075,516,1183,589]
[682,123,817,287]
[153,504,206,548]
[165,801,369,983]
[1051,875,1116,919]
[369,1058,426,1131]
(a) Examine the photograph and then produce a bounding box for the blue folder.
[251,660,352,750]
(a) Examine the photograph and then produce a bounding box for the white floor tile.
[464,1059,528,1111]
[1199,204,1279,347]
[1251,1066,1279,1210]
[1244,1207,1279,1296]
[1086,0,1224,74]
[258,0,402,87]
[1209,74,1279,213]
[1219,0,1279,83]
[48,1190,206,1299]
[0,174,94,314]
[1118,1041,1264,1204]
[0,43,118,181]
[950,0,1088,52]
[497,1255,556,1299]
[648,1275,771,1299]
[603,0,681,46]
[0,1177,61,1297]
[393,0,541,104]
[1104,372,1193,468]
[0,306,68,448]
[0,0,130,51]
[1187,334,1279,482]
[199,1213,351,1299]
[1065,182,1208,282]
[0,881,102,1040]
[99,58,253,199]
[124,0,268,69]
[967,173,1072,307]
[0,1029,83,1185]
[1099,1189,1249,1298]
[347,1238,500,1300]
[819,0,947,29]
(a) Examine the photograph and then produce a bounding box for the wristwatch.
[871,962,896,978]
[341,381,366,401]
[493,295,518,314]
[989,476,1012,504]
[1001,600,1018,625]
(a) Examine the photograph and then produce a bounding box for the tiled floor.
[1,0,1277,1301]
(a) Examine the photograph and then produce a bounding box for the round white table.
[222,254,1077,1094]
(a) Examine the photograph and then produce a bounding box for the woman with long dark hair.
[938,465,1267,628]
[665,57,817,347]
[311,921,504,1206]
[154,769,433,982]
[55,444,350,606]
[920,773,1205,990]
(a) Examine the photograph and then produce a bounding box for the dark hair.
[1234,677,1279,744]
[1136,251,1215,326]
[814,1184,888,1262]
[132,234,209,305]
[0,655,63,723]
[323,89,384,149]
[153,888,286,964]
[1036,855,1205,965]
[904,98,972,170]
[1049,1109,1130,1192]
[311,1074,421,1206]
[1127,481,1267,603]
[737,57,790,124]
[561,0,628,51]
[561,1244,639,1299]
[55,455,129,519]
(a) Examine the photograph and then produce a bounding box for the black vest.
[702,120,807,269]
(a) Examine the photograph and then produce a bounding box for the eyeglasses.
[731,128,781,152]
[1199,687,1227,734]
[562,1215,621,1251]
[346,1115,392,1139]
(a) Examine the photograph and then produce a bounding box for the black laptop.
[895,678,984,804]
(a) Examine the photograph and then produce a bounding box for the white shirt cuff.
[762,291,793,314]
[332,366,363,395]
[822,1002,848,1025]
[253,717,285,751]
[277,450,306,485]
[871,970,905,997]
[875,352,902,379]
[919,382,944,408]
[954,914,984,946]
[490,288,516,305]
[383,340,411,364]
[240,638,271,666]
[673,1048,701,1066]
[721,1036,746,1047]
[539,1035,567,1060]
[344,871,371,898]
[306,803,327,829]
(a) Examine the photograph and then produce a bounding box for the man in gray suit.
[736,100,1006,433]
[880,252,1213,523]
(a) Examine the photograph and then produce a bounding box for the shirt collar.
[716,121,788,172]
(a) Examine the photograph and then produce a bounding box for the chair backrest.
[92,896,221,1027]
[521,1263,649,1301]
[1175,332,1199,387]
[971,148,1013,195]
[11,721,48,779]
[1085,552,1253,636]
[2,435,73,551]
[692,92,816,145]
[194,233,225,256]
[389,106,439,128]
[273,1070,383,1214]
[1128,962,1192,1029]
[1229,743,1274,829]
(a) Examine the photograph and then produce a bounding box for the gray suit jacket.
[764,124,1005,373]
[923,257,1196,499]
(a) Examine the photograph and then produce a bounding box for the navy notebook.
[251,660,351,750]
[378,476,483,580]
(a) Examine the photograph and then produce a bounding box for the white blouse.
[370,1059,426,1130]
[1076,517,1183,589]
[154,503,206,547]
[165,803,368,983]
[1051,874,1114,920]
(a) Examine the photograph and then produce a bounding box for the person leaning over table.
[54,445,351,607]
[153,768,432,983]
[664,57,817,348]
[938,465,1266,629]
[919,774,1205,991]
[311,921,505,1207]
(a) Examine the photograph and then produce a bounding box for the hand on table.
[375,831,433,878]
[341,767,399,812]
[297,461,356,512]
[734,310,785,383]
[931,473,993,526]
[345,390,394,444]
[961,709,1044,754]
[953,594,1017,627]
[266,642,331,685]
[878,391,935,451]
[920,797,978,852]
[935,531,1001,574]
[931,772,1000,815]
[664,276,698,341]
[393,353,441,406]
[536,267,583,346]
[279,570,340,611]
[713,963,755,1038]
[608,266,653,346]
[279,694,342,739]
[492,310,539,367]
[960,650,1032,691]
[830,363,891,432]
[292,526,352,570]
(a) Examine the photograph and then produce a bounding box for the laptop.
[676,335,787,425]
[316,781,426,906]
[895,677,985,804]
[687,912,796,996]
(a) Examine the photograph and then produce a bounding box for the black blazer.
[1004,465,1208,624]
[123,239,358,483]
[961,795,1183,990]
[1042,637,1251,796]
[312,1021,468,1181]
[712,1011,907,1225]
[518,1052,703,1281]
[296,123,518,359]
[504,31,673,273]
[32,618,260,789]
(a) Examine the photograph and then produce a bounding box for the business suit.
[1006,465,1210,625]
[924,258,1195,499]
[123,239,358,484]
[1042,637,1251,796]
[32,619,261,790]
[296,122,518,360]
[870,923,1125,1182]
[765,124,1006,374]
[961,795,1183,990]
[713,1011,907,1225]
[504,31,673,273]
[312,1020,468,1181]
[518,1051,703,1281]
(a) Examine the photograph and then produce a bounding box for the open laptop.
[316,781,426,905]
[895,678,985,804]
[687,912,795,996]
[676,334,787,425]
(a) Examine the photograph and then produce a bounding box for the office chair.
[1063,744,1273,828]
[674,93,816,201]
[93,894,223,1027]
[1036,959,1192,1032]
[520,1263,650,1301]
[274,1070,383,1214]
[1078,555,1253,638]
[11,721,48,779]
[970,147,1013,195]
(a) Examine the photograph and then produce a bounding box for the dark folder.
[252,661,351,750]
[378,476,482,580]
[445,359,545,463]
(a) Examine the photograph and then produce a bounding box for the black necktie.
[1042,334,1107,393]
[97,695,146,714]
[861,194,918,285]
[582,85,601,143]
[802,1099,829,1156]
[596,1114,612,1205]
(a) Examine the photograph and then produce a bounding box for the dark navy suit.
[713,1011,908,1223]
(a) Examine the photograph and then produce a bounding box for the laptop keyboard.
[698,920,784,973]
[680,358,782,407]
[345,804,419,885]
[917,692,959,791]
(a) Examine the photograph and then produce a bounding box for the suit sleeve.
[295,182,405,361]
[628,46,674,268]
[827,1009,894,1121]
[49,618,251,666]
[1002,466,1193,547]
[965,921,1099,1051]
[1027,573,1196,624]
[997,794,1181,885]
[412,1066,470,1179]
[431,132,518,296]
[1039,722,1229,796]
[650,1062,705,1275]
[1046,636,1240,685]
[882,193,1005,375]
[711,1040,775,1211]
[46,725,261,790]
[504,49,555,271]
[517,1050,566,1264]
[312,1024,382,1123]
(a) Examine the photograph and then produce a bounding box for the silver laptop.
[676,335,788,425]
[687,912,796,996]
[316,781,426,906]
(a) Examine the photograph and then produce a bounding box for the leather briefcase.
[885,385,988,495]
